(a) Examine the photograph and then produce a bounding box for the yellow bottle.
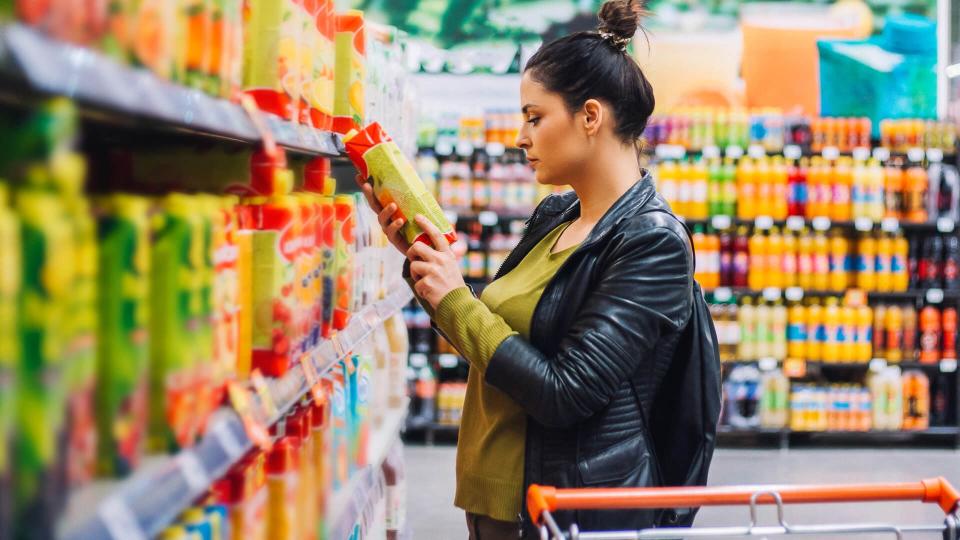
[822,298,842,363]
[690,159,709,219]
[828,231,849,291]
[737,158,756,220]
[876,232,893,292]
[797,229,815,289]
[772,299,788,360]
[812,230,830,291]
[739,297,757,361]
[831,157,853,222]
[856,233,877,291]
[787,301,807,360]
[656,160,679,210]
[755,299,773,360]
[755,157,773,218]
[676,160,691,218]
[781,230,797,288]
[748,228,767,290]
[765,227,783,289]
[772,156,789,220]
[856,305,873,363]
[893,234,909,292]
[840,305,857,363]
[806,299,824,362]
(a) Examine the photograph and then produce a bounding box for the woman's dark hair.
[524,0,655,144]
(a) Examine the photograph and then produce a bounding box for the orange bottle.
[797,229,815,289]
[919,306,942,364]
[765,227,783,289]
[772,157,789,220]
[892,234,909,292]
[704,230,721,289]
[806,299,824,362]
[828,231,848,291]
[885,305,904,363]
[822,298,841,363]
[736,158,756,220]
[884,164,904,219]
[875,232,893,292]
[812,230,830,291]
[806,158,825,219]
[692,226,707,285]
[904,161,928,223]
[755,157,774,218]
[748,227,767,290]
[781,229,798,288]
[856,233,877,291]
[831,157,853,222]
[840,305,856,363]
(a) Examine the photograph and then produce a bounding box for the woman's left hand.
[408,215,465,309]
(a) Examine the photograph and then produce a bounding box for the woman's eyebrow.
[521,104,538,114]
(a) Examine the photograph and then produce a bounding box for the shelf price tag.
[881,217,900,233]
[726,146,744,159]
[785,216,805,232]
[759,358,779,372]
[941,359,958,373]
[702,145,721,159]
[177,451,211,494]
[854,217,874,232]
[408,353,428,368]
[228,380,272,450]
[783,358,807,378]
[869,358,887,373]
[755,216,774,230]
[783,145,802,160]
[785,287,804,302]
[907,148,926,163]
[712,287,733,303]
[852,147,871,161]
[927,288,945,305]
[762,287,782,302]
[811,217,831,231]
[937,218,955,233]
[822,147,840,161]
[478,211,498,226]
[100,496,148,540]
[748,145,766,159]
[927,148,944,163]
[438,354,460,368]
[711,215,732,230]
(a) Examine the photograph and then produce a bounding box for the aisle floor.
[405,445,960,539]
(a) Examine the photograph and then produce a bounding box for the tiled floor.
[405,444,960,539]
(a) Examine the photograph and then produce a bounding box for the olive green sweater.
[419,223,577,522]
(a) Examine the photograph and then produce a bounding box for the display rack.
[0,24,343,157]
[59,287,414,540]
[718,426,960,450]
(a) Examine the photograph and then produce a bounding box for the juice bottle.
[892,233,910,292]
[884,305,904,363]
[755,300,773,360]
[311,400,329,538]
[902,304,918,363]
[902,371,930,430]
[944,236,960,291]
[875,232,894,292]
[748,228,767,290]
[656,161,678,210]
[333,10,366,134]
[873,304,887,360]
[851,159,868,219]
[833,157,853,221]
[675,161,691,218]
[721,157,737,216]
[736,158,756,220]
[284,409,313,540]
[921,236,944,289]
[240,151,298,377]
[855,305,873,363]
[707,159,723,217]
[772,300,788,360]
[243,0,302,120]
[919,306,942,364]
[738,297,757,361]
[781,230,797,288]
[787,301,807,360]
[704,229,721,290]
[148,194,203,453]
[692,226,707,285]
[96,194,150,477]
[765,227,783,289]
[904,160,929,223]
[797,229,814,289]
[867,158,886,222]
[806,299,824,362]
[690,159,709,220]
[840,305,856,363]
[787,159,807,217]
[719,229,734,287]
[828,231,848,291]
[822,298,841,363]
[942,308,957,361]
[856,233,877,291]
[754,157,773,218]
[806,157,826,218]
[332,195,355,331]
[884,163,904,219]
[266,437,300,540]
[812,230,830,291]
[732,227,750,287]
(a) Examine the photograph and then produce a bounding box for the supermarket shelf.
[650,143,958,162]
[722,359,958,374]
[446,209,532,225]
[706,286,960,303]
[60,287,414,540]
[0,24,343,157]
[683,215,954,234]
[718,426,960,448]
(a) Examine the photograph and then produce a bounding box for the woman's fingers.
[361,183,384,214]
[385,216,405,241]
[409,260,429,281]
[407,241,440,263]
[378,202,398,229]
[415,215,450,252]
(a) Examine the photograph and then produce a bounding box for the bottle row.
[692,227,960,292]
[644,107,955,154]
[655,155,958,223]
[726,366,936,432]
[419,110,525,150]
[709,297,958,365]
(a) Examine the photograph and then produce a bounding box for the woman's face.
[516,72,591,186]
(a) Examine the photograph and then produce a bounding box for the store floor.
[405,444,960,539]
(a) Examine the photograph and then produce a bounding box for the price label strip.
[177,451,211,494]
[227,380,272,450]
[99,496,148,540]
[302,355,325,405]
[211,419,245,460]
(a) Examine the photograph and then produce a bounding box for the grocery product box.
[243,0,303,120]
[333,10,365,134]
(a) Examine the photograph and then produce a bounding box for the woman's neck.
[571,143,642,224]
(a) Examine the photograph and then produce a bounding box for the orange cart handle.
[527,477,960,526]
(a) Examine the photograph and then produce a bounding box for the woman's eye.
[527,117,540,126]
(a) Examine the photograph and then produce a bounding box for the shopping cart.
[527,478,960,539]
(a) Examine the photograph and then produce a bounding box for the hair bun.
[598,0,648,42]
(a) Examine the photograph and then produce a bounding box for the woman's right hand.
[357,174,410,254]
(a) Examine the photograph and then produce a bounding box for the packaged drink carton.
[14,189,73,537]
[332,195,355,331]
[333,10,365,134]
[211,197,240,404]
[15,0,108,45]
[318,197,336,339]
[243,0,302,120]
[96,194,151,477]
[309,400,329,539]
[214,453,267,540]
[0,184,19,540]
[235,227,254,380]
[284,410,313,540]
[176,0,215,92]
[266,437,300,540]
[129,0,176,79]
[148,194,204,452]
[345,123,456,248]
[99,0,134,61]
[220,0,244,99]
[294,194,320,353]
[354,353,371,467]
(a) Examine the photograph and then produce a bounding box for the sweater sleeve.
[434,287,517,372]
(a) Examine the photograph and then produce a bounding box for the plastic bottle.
[708,158,724,217]
[787,160,805,217]
[828,231,849,291]
[892,234,910,292]
[884,163,904,219]
[822,298,842,363]
[855,305,873,363]
[876,232,894,292]
[739,297,757,361]
[840,305,857,363]
[765,227,783,289]
[737,158,756,220]
[781,230,798,288]
[806,299,824,362]
[813,230,830,291]
[885,306,904,363]
[797,229,815,289]
[772,300,788,360]
[806,157,825,219]
[919,306,942,364]
[873,304,887,361]
[657,161,679,210]
[704,229,721,290]
[942,307,957,361]
[921,236,944,289]
[903,305,918,363]
[856,233,877,291]
[772,157,789,220]
[719,229,734,286]
[733,227,750,287]
[266,438,300,540]
[902,371,930,431]
[692,225,707,286]
[676,160,692,218]
[851,159,869,219]
[944,235,960,290]
[832,157,853,222]
[748,228,767,290]
[904,160,929,223]
[755,300,773,360]
[787,301,807,360]
[690,159,709,219]
[721,157,738,217]
[867,158,886,222]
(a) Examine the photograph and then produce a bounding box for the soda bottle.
[811,118,824,153]
[782,229,798,288]
[942,307,957,361]
[855,305,873,363]
[690,159,709,220]
[766,227,783,289]
[748,228,767,290]
[921,235,944,289]
[851,159,869,219]
[876,232,894,292]
[892,233,910,292]
[873,304,887,360]
[840,305,856,363]
[708,158,723,217]
[831,157,853,222]
[733,226,750,287]
[908,234,921,288]
[787,301,807,360]
[806,157,826,219]
[856,233,877,291]
[719,228,734,287]
[755,299,773,360]
[739,297,757,361]
[867,158,886,222]
[657,160,679,210]
[737,158,756,220]
[904,160,928,223]
[919,306,941,364]
[903,304,918,363]
[813,229,830,291]
[773,299,788,360]
[806,299,824,362]
[721,157,737,216]
[676,160,692,218]
[787,159,807,217]
[943,235,960,290]
[885,305,904,363]
[884,163,904,219]
[828,231,849,291]
[704,229,721,290]
[797,229,815,289]
[822,298,842,363]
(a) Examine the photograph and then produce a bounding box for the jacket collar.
[536,170,658,249]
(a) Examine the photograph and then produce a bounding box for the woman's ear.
[582,99,603,137]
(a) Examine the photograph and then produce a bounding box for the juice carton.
[308,0,334,129]
[295,194,322,351]
[212,196,240,394]
[148,194,204,453]
[295,1,316,126]
[332,195,355,331]
[319,197,336,339]
[345,123,456,248]
[240,151,299,377]
[235,223,253,380]
[176,0,214,91]
[96,194,151,477]
[214,453,267,540]
[195,196,218,435]
[130,0,176,79]
[0,183,19,540]
[204,0,227,96]
[17,0,109,46]
[220,0,244,99]
[333,10,365,134]
[243,0,302,121]
[266,437,300,540]
[13,189,73,538]
[99,0,133,61]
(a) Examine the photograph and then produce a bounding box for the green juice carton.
[13,189,73,539]
[242,0,303,121]
[0,183,20,540]
[96,194,151,477]
[332,10,365,134]
[149,194,204,453]
[195,195,217,435]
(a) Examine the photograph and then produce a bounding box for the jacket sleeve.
[484,224,693,428]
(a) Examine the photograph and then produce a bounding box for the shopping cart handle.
[527,477,960,525]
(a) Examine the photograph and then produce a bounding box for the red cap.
[305,158,331,193]
[251,147,288,194]
[343,123,389,179]
[284,410,308,442]
[266,437,300,474]
[310,400,326,429]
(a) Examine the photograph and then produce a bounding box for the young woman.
[362,1,696,537]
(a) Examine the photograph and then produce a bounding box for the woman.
[362,1,699,537]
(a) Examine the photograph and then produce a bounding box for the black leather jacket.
[483,172,695,537]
